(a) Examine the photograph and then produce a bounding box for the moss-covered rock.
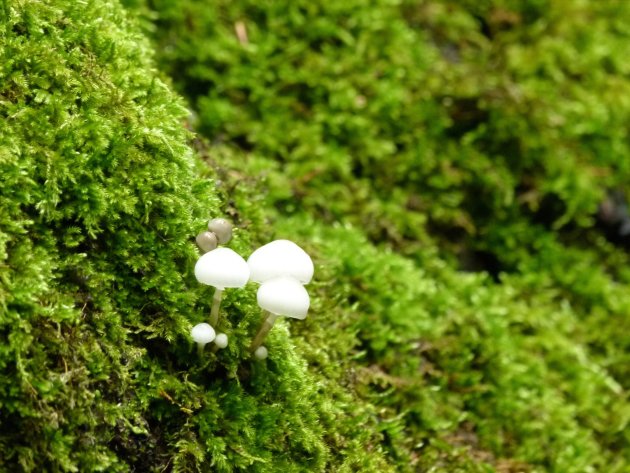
[0,0,214,469]
[130,0,630,470]
[1,1,329,471]
[2,0,630,472]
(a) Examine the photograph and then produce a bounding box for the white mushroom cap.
[214,333,228,349]
[257,277,310,319]
[247,240,314,284]
[191,323,216,344]
[254,346,268,360]
[194,247,250,289]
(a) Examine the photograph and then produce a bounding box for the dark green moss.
[137,0,630,263]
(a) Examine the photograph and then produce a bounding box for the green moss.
[2,0,630,472]
[128,0,630,470]
[0,1,331,471]
[0,0,210,469]
[278,217,628,472]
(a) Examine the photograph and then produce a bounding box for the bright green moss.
[2,0,630,472]
[0,1,335,471]
[278,216,629,472]
[0,0,216,469]
[127,0,630,470]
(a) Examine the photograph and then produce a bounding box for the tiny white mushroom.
[254,346,268,360]
[247,240,314,284]
[214,333,228,349]
[191,323,216,355]
[249,276,310,353]
[195,247,250,326]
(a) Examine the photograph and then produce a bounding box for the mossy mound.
[134,0,630,470]
[1,0,630,472]
[1,1,325,471]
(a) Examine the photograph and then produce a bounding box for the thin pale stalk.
[209,288,223,326]
[197,342,205,356]
[249,311,278,353]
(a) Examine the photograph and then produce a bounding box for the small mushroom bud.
[254,346,268,360]
[196,231,219,253]
[214,333,228,349]
[208,218,233,244]
[191,323,216,355]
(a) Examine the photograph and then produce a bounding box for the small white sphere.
[214,333,228,349]
[191,323,216,344]
[254,346,268,360]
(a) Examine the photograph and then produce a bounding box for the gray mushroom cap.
[194,247,250,290]
[208,218,233,244]
[247,240,314,284]
[256,276,310,319]
[196,231,219,253]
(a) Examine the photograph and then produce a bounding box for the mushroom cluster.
[190,220,314,361]
[191,218,247,353]
[247,240,313,359]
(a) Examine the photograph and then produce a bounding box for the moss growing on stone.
[2,0,630,472]
[1,1,325,471]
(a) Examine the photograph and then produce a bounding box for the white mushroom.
[254,346,268,360]
[214,333,228,349]
[195,247,250,326]
[191,323,216,355]
[249,276,310,353]
[247,240,314,284]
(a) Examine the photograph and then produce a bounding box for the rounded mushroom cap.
[214,333,228,349]
[194,247,250,289]
[247,239,314,284]
[208,218,233,244]
[254,346,268,360]
[257,277,310,319]
[191,323,216,344]
[196,231,218,253]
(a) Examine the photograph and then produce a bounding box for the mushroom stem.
[209,288,223,326]
[249,311,278,353]
[197,342,206,356]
